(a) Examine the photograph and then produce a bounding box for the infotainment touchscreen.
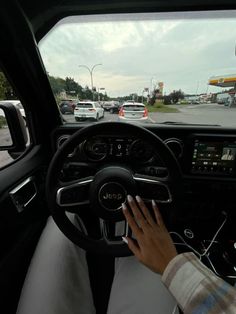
[191,139,236,175]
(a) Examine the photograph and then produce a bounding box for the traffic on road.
[62,102,236,127]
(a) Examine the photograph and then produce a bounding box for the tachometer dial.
[129,139,153,163]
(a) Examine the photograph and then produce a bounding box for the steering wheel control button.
[184,229,194,239]
[99,182,127,211]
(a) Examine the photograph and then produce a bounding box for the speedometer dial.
[84,137,108,161]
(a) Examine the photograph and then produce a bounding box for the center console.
[184,134,236,177]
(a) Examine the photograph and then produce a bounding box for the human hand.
[122,195,177,275]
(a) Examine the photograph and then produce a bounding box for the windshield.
[39,11,236,127]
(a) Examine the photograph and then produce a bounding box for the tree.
[163,95,172,105]
[65,77,81,96]
[82,86,93,100]
[0,71,17,100]
[47,74,107,101]
[148,89,160,105]
[169,89,184,104]
[0,72,5,99]
[48,75,66,95]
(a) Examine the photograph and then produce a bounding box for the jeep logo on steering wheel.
[99,182,127,211]
[102,193,123,200]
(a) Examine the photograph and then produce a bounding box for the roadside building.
[208,74,236,106]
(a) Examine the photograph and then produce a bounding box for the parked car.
[118,102,148,121]
[74,101,104,121]
[59,100,76,114]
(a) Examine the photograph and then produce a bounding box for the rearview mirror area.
[0,103,28,162]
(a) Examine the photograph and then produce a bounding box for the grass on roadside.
[146,102,179,113]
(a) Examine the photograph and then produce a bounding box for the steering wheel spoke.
[100,219,130,244]
[134,174,172,203]
[56,176,94,208]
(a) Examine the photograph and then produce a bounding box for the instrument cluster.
[82,136,154,163]
[56,134,184,164]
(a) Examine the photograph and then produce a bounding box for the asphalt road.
[153,103,236,126]
[1,103,236,168]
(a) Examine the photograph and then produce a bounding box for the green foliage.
[0,72,5,99]
[0,115,7,128]
[169,89,184,104]
[0,71,18,100]
[47,74,108,101]
[163,95,172,105]
[48,76,66,95]
[146,102,179,113]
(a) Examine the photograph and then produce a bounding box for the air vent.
[164,138,183,159]
[56,134,76,157]
[57,135,71,149]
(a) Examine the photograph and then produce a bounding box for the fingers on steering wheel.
[122,203,142,239]
[135,195,155,227]
[127,195,149,231]
[152,200,164,228]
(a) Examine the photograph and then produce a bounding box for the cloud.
[39,12,236,96]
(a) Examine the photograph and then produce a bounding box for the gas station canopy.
[209,74,236,87]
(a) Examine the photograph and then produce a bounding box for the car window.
[123,105,144,111]
[76,103,93,108]
[39,11,236,127]
[0,69,29,169]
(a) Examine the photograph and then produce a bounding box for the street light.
[142,87,149,103]
[78,63,102,100]
[150,77,155,95]
[98,87,105,101]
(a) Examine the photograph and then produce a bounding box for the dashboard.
[52,124,236,282]
[55,127,236,178]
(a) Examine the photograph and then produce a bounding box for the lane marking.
[148,116,156,123]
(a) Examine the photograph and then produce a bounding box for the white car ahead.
[118,102,148,121]
[74,101,104,121]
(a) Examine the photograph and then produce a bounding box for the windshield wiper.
[160,121,221,126]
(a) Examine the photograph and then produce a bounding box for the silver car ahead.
[118,102,148,121]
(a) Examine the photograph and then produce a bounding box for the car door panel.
[0,148,50,313]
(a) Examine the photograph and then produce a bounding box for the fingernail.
[127,195,133,202]
[122,236,128,244]
[135,195,142,203]
[122,203,127,211]
[152,199,156,207]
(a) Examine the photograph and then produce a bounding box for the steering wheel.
[46,122,183,256]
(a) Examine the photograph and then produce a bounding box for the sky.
[39,11,236,97]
